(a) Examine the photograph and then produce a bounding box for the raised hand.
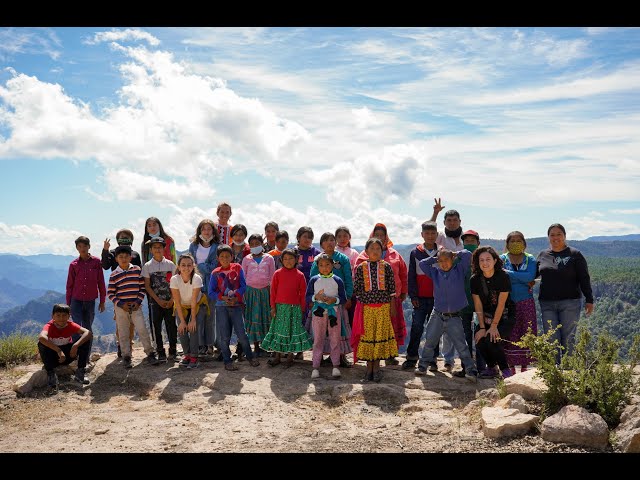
[103,238,111,251]
[433,198,445,215]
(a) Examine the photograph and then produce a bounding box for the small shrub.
[0,333,39,367]
[517,324,640,427]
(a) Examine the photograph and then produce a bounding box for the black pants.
[38,342,89,372]
[149,302,178,353]
[476,317,515,370]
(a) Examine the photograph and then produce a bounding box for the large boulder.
[481,407,539,439]
[503,368,546,401]
[614,404,640,453]
[541,405,609,449]
[12,364,74,394]
[495,393,528,413]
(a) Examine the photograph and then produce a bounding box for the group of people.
[39,199,594,388]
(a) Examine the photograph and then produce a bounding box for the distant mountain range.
[585,234,640,242]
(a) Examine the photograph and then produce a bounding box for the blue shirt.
[419,249,472,313]
[500,253,537,302]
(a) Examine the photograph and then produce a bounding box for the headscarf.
[369,223,393,249]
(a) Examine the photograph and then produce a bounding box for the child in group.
[268,230,290,270]
[472,246,517,379]
[242,234,276,357]
[415,248,478,381]
[101,229,141,358]
[403,222,440,371]
[216,202,233,245]
[293,226,322,359]
[66,236,105,354]
[500,231,537,375]
[351,238,398,383]
[335,225,359,329]
[141,217,177,264]
[460,230,486,372]
[309,232,354,368]
[38,304,93,387]
[108,245,159,369]
[354,223,407,366]
[230,224,251,264]
[188,219,220,357]
[263,221,279,252]
[170,253,208,369]
[306,254,347,379]
[142,237,177,362]
[209,245,259,371]
[262,249,312,367]
[294,226,322,282]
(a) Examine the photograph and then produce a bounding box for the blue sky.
[1,27,639,255]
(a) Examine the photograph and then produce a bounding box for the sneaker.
[167,352,177,362]
[415,366,427,376]
[452,369,466,378]
[311,369,320,379]
[479,367,498,379]
[332,367,341,378]
[224,362,238,371]
[501,368,514,379]
[179,355,191,367]
[117,344,122,358]
[188,357,199,369]
[465,369,479,382]
[47,371,58,388]
[123,356,133,369]
[147,352,160,366]
[320,356,332,366]
[386,356,399,366]
[157,349,167,363]
[428,362,438,372]
[207,346,215,356]
[401,360,416,371]
[249,358,260,367]
[73,368,90,385]
[339,356,353,368]
[443,363,453,372]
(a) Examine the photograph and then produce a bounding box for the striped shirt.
[108,264,146,308]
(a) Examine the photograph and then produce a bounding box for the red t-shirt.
[43,320,82,346]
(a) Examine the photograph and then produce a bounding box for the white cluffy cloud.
[566,217,640,240]
[86,29,161,46]
[0,39,309,203]
[0,222,83,255]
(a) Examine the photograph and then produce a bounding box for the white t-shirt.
[169,273,203,305]
[195,244,212,265]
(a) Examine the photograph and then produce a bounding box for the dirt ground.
[0,348,604,453]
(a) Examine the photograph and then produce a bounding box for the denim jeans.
[441,332,456,365]
[216,306,254,364]
[199,297,218,349]
[539,298,582,364]
[70,298,96,350]
[418,310,476,373]
[176,308,205,357]
[405,298,434,361]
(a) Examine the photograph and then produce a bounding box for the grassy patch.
[0,333,39,368]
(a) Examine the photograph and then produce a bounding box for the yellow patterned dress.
[352,260,398,361]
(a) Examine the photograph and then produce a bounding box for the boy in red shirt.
[38,303,93,388]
